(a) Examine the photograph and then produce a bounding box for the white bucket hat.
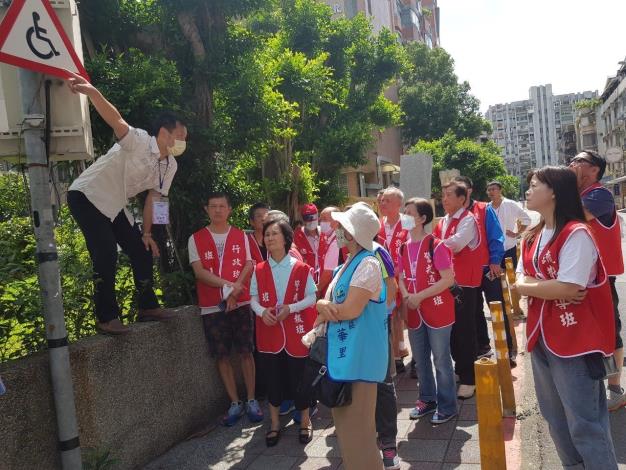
[331,204,380,251]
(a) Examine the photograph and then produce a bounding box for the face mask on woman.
[335,227,349,248]
[305,220,319,231]
[400,213,416,231]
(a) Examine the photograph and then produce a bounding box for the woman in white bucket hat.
[315,203,389,470]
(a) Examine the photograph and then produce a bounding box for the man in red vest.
[188,192,263,426]
[317,206,341,298]
[294,203,321,279]
[248,202,270,263]
[453,176,511,364]
[434,181,482,399]
[378,187,409,373]
[570,150,625,411]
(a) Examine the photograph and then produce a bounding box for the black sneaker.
[382,447,401,470]
[477,345,493,358]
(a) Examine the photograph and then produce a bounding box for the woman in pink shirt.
[398,198,458,424]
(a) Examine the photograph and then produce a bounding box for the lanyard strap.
[158,158,170,191]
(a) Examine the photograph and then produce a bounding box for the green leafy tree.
[412,132,518,201]
[399,42,491,146]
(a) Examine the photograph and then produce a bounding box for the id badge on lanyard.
[152,159,170,225]
[152,196,170,224]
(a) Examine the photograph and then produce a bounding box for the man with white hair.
[377,186,409,373]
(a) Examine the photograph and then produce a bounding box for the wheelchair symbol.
[26,12,60,60]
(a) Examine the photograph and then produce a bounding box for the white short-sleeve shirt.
[69,127,177,221]
[516,227,598,288]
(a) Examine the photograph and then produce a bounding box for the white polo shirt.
[69,127,177,221]
[489,198,531,251]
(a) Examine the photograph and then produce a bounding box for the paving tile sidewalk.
[144,348,525,470]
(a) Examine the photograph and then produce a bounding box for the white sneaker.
[607,387,626,412]
[457,384,475,399]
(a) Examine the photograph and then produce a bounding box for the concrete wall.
[0,306,236,470]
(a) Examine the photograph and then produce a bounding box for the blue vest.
[327,249,388,382]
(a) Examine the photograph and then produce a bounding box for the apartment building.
[323,0,440,197]
[486,84,596,192]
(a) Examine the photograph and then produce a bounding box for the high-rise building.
[322,0,439,198]
[486,85,596,191]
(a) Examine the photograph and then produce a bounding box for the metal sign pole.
[19,68,82,470]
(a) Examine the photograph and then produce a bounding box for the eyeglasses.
[569,153,600,168]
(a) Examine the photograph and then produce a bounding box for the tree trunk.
[177,9,213,128]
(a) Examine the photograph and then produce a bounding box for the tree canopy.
[399,42,491,146]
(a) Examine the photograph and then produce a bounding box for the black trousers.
[260,351,311,410]
[375,326,397,449]
[475,267,514,355]
[451,287,478,385]
[67,191,159,323]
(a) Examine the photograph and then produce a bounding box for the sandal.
[298,426,313,444]
[265,429,281,447]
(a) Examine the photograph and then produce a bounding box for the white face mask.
[320,221,332,234]
[400,213,416,231]
[168,139,186,157]
[305,220,318,231]
[335,228,349,248]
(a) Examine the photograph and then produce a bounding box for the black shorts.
[202,305,254,359]
[610,277,622,350]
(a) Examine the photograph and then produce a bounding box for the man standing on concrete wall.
[65,72,187,335]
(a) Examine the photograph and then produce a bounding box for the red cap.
[300,203,318,219]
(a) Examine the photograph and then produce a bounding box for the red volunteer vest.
[434,210,482,287]
[521,222,614,357]
[378,218,408,306]
[294,227,318,273]
[193,227,251,308]
[468,200,490,266]
[377,218,408,267]
[580,183,624,276]
[255,259,316,357]
[401,235,455,329]
[247,233,265,264]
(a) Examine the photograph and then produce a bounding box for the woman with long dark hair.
[514,166,617,469]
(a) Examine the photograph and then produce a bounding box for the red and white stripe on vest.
[293,227,319,279]
[192,227,251,308]
[434,210,482,287]
[255,260,316,357]
[521,221,615,357]
[580,183,624,276]
[247,233,265,264]
[377,217,408,267]
[468,200,490,266]
[400,234,455,330]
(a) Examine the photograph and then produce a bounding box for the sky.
[438,0,626,112]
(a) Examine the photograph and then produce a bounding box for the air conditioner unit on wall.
[0,0,93,163]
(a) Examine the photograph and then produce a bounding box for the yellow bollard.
[475,357,507,469]
[505,257,524,318]
[489,301,516,418]
[499,274,518,357]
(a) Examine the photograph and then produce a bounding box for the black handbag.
[305,334,352,408]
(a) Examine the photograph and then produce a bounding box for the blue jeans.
[408,324,458,416]
[532,338,617,470]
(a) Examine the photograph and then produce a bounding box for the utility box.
[0,0,93,163]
